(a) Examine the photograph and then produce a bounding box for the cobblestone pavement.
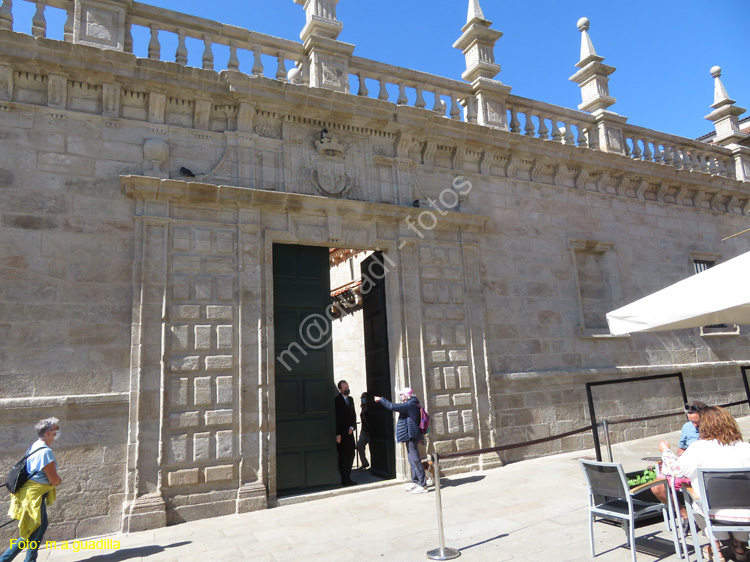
[32,417,750,561]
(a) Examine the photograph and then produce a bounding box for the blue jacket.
[378,396,422,443]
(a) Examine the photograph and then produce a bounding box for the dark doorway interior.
[273,244,395,496]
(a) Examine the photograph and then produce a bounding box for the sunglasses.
[685,404,704,413]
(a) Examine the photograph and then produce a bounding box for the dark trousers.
[0,493,48,562]
[337,433,356,484]
[406,438,426,487]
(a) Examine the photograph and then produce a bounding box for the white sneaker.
[404,483,417,492]
[411,485,428,494]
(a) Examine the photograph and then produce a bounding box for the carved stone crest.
[298,131,358,198]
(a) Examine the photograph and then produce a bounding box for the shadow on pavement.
[439,475,486,488]
[459,533,509,551]
[74,541,191,561]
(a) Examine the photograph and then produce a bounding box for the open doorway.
[273,244,395,497]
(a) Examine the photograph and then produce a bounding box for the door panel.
[361,251,396,478]
[273,244,338,495]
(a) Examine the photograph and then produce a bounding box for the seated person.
[652,400,706,508]
[659,406,750,562]
[678,400,707,454]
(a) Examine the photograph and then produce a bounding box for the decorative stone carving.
[73,0,129,51]
[143,138,169,178]
[298,131,358,198]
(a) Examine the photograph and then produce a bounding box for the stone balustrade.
[505,96,598,148]
[348,56,473,121]
[621,123,735,179]
[1,0,307,82]
[1,0,746,184]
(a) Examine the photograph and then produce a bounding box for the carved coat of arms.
[298,131,358,198]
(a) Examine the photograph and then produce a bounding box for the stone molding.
[0,392,128,410]
[0,41,746,217]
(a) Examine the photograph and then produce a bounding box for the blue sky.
[11,0,749,140]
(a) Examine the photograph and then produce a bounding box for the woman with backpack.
[1,417,62,562]
[374,388,428,494]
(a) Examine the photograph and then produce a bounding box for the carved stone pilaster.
[102,83,120,117]
[237,482,268,514]
[47,73,67,109]
[0,64,13,100]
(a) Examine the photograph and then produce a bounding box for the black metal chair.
[686,467,750,562]
[580,459,678,562]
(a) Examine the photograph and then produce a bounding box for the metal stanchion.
[603,419,614,462]
[426,453,460,560]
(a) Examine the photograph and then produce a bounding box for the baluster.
[550,121,562,142]
[124,20,133,53]
[575,123,587,147]
[699,153,710,173]
[451,95,463,120]
[275,53,287,81]
[708,155,718,175]
[357,73,369,96]
[662,146,674,166]
[378,78,389,101]
[690,151,701,171]
[631,138,642,159]
[523,111,535,136]
[175,30,188,66]
[31,1,46,38]
[508,108,521,133]
[148,25,160,60]
[653,143,663,163]
[227,43,239,71]
[563,123,575,145]
[0,0,13,32]
[202,37,214,70]
[396,83,408,105]
[63,3,73,41]
[252,46,264,76]
[432,91,444,113]
[642,140,653,162]
[414,87,426,109]
[537,115,549,140]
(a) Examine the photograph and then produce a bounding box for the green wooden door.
[273,244,338,495]
[361,252,396,478]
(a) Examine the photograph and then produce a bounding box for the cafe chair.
[580,459,680,562]
[686,467,750,562]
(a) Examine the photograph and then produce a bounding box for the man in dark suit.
[334,380,357,486]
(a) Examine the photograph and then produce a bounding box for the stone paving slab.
[30,417,750,561]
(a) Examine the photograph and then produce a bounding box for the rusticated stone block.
[193,432,210,462]
[216,376,233,405]
[205,409,233,426]
[453,393,472,406]
[173,305,200,320]
[206,306,233,320]
[205,464,234,483]
[167,469,200,487]
[205,355,233,371]
[194,377,211,406]
[194,325,211,350]
[216,430,233,459]
[171,356,199,373]
[216,325,233,349]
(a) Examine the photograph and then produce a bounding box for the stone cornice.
[3,31,748,216]
[121,175,490,233]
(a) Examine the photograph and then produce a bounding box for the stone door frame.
[121,174,492,531]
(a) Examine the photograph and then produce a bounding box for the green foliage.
[628,467,657,488]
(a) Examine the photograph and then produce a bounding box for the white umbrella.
[606,251,750,335]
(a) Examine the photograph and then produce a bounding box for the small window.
[691,256,738,335]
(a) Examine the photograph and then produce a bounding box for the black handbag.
[4,446,50,494]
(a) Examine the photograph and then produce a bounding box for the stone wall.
[1,3,750,540]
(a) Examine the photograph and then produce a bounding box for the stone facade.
[1,0,749,541]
